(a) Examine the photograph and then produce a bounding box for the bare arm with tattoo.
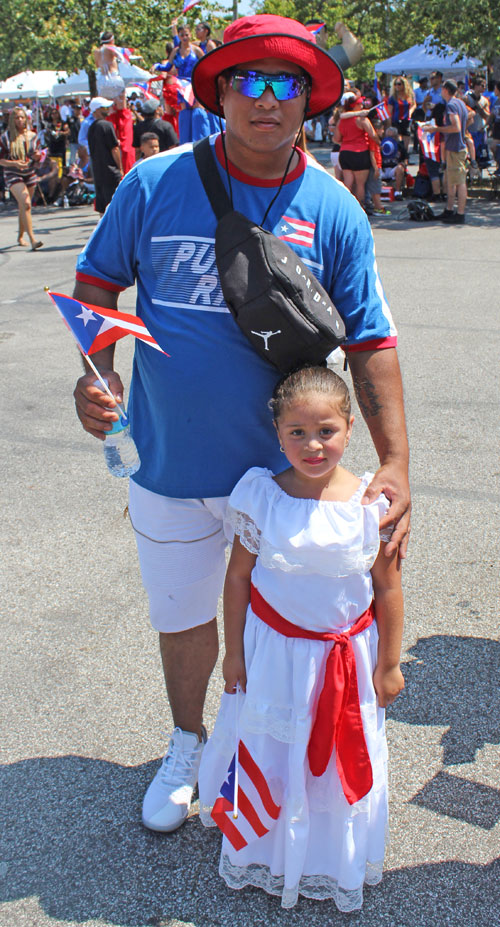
[347,347,411,558]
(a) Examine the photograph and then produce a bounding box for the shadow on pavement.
[1,630,498,927]
[0,752,498,926]
[392,635,500,766]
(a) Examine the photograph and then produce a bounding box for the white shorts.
[128,481,230,633]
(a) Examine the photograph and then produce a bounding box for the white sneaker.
[142,726,206,832]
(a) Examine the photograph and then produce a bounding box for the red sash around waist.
[250,583,374,806]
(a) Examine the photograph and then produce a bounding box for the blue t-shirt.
[444,97,468,152]
[76,136,396,498]
[77,114,94,151]
[414,87,428,107]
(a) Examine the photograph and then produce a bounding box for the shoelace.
[158,729,200,786]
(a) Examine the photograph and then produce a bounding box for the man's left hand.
[362,461,411,559]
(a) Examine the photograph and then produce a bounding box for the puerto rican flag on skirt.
[177,78,195,108]
[278,215,316,248]
[211,741,281,851]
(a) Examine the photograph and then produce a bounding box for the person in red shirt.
[334,94,377,205]
[107,90,135,174]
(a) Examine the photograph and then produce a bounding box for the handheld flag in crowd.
[417,124,440,161]
[110,45,137,63]
[131,82,160,101]
[211,741,281,851]
[373,76,382,103]
[305,22,325,36]
[183,0,201,12]
[47,291,168,356]
[376,101,390,121]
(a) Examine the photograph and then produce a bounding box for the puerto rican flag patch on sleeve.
[277,215,316,248]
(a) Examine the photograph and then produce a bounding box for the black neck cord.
[216,91,309,229]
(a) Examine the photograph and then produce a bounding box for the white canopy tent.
[0,70,67,100]
[375,37,483,77]
[51,61,153,98]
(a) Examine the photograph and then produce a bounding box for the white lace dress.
[199,467,391,912]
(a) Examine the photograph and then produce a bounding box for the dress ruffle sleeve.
[226,468,391,575]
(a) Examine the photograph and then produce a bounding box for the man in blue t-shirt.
[424,79,468,224]
[423,71,444,118]
[72,14,410,834]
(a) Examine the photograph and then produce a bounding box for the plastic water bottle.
[103,414,141,477]
[63,195,69,208]
[96,379,141,478]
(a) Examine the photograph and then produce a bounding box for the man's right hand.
[74,369,124,440]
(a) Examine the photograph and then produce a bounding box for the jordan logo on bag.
[250,330,282,350]
[293,263,335,317]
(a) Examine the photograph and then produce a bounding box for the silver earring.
[279,446,285,453]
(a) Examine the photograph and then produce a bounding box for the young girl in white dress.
[199,365,404,913]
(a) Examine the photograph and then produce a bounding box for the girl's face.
[14,109,27,130]
[179,28,191,43]
[275,393,353,482]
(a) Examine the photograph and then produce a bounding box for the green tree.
[255,0,498,79]
[0,0,231,91]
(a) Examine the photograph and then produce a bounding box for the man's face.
[430,73,441,87]
[218,58,308,160]
[141,138,160,158]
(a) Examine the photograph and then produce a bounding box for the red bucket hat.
[191,14,344,118]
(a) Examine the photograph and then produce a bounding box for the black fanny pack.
[193,137,346,374]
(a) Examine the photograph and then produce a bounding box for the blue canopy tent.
[375,37,483,77]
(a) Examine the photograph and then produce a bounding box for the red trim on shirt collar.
[214,133,306,187]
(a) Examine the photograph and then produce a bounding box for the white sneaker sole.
[141,809,189,833]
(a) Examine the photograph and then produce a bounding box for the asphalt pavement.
[0,172,499,927]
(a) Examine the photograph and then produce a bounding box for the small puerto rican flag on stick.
[211,741,281,851]
[183,0,201,12]
[376,101,391,121]
[305,22,325,36]
[47,291,169,356]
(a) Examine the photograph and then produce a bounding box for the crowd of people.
[1,18,499,236]
[304,71,500,223]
